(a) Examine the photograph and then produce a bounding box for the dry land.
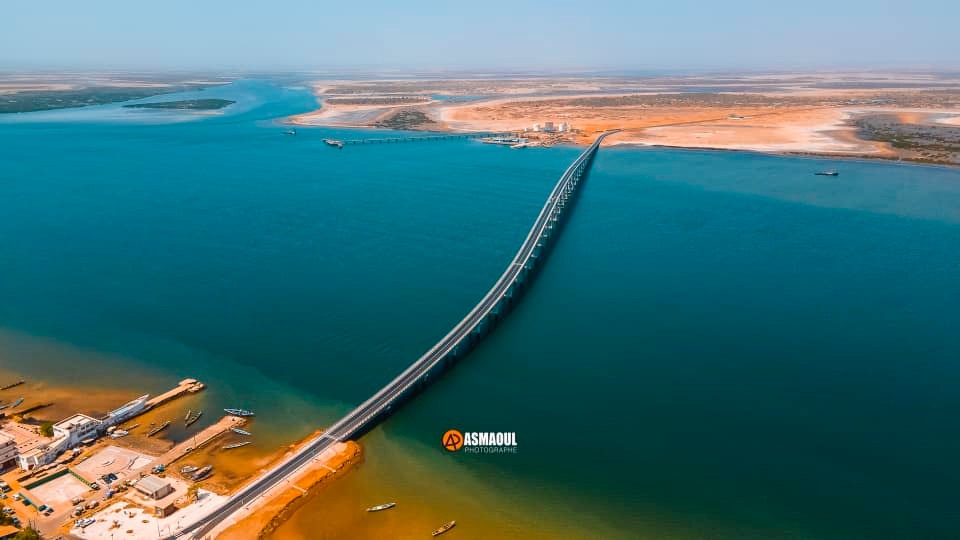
[290,72,960,165]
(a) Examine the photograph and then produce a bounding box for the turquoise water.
[2,81,960,538]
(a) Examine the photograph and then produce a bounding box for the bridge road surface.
[172,130,619,539]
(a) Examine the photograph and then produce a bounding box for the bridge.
[340,132,513,145]
[172,130,619,539]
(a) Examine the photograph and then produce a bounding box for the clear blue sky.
[3,0,958,71]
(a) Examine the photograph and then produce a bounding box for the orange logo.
[442,429,464,452]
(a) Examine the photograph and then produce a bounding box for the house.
[0,432,17,471]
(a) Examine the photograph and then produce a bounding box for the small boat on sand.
[8,397,23,409]
[180,466,199,474]
[109,430,128,439]
[230,427,251,436]
[224,408,255,417]
[191,465,212,481]
[366,502,396,512]
[223,441,251,450]
[432,521,456,537]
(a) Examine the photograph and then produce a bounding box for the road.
[172,130,618,539]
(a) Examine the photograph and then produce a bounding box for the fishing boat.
[366,502,396,512]
[283,128,297,136]
[230,427,251,436]
[190,465,212,481]
[814,170,839,176]
[146,421,171,437]
[432,521,456,536]
[109,430,129,439]
[224,408,255,417]
[180,465,199,474]
[323,138,344,149]
[222,441,251,450]
[185,410,202,427]
[184,410,192,422]
[9,398,23,409]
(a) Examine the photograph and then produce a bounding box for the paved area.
[73,445,152,485]
[72,490,226,539]
[27,472,88,507]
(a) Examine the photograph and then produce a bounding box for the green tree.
[39,422,54,437]
[186,483,200,502]
[14,527,41,540]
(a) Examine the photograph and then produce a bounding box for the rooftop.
[53,413,101,430]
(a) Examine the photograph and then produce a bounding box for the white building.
[0,432,17,471]
[16,414,102,471]
[54,414,102,446]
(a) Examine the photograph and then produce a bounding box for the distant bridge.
[324,132,514,147]
[173,130,619,539]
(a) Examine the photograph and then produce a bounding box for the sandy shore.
[214,438,362,539]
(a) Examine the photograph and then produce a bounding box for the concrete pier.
[145,379,206,411]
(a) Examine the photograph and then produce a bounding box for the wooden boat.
[366,502,396,512]
[185,411,202,427]
[190,465,212,481]
[184,410,192,422]
[432,521,456,536]
[180,466,199,474]
[222,441,251,450]
[230,427,251,436]
[146,421,171,437]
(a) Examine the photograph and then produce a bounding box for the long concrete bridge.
[172,130,618,539]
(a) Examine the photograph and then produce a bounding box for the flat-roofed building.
[0,432,16,471]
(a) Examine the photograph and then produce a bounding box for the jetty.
[151,415,248,468]
[144,378,205,411]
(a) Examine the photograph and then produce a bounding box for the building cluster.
[0,394,149,472]
[526,121,572,133]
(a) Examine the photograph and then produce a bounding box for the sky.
[3,0,958,72]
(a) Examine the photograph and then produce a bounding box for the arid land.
[289,72,960,165]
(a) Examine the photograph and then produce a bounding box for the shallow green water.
[2,81,960,538]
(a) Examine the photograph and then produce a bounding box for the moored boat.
[180,465,199,474]
[147,420,171,437]
[185,410,202,426]
[432,521,456,536]
[184,410,192,422]
[230,427,251,436]
[9,397,23,409]
[366,502,396,512]
[222,441,251,450]
[224,408,255,417]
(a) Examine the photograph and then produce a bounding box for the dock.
[145,378,205,411]
[333,132,514,146]
[150,415,247,469]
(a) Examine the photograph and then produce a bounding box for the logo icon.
[442,429,464,452]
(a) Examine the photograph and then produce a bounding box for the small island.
[123,98,235,110]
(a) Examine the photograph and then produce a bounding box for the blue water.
[2,80,960,539]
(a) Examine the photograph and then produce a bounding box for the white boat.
[222,441,251,450]
[109,430,129,439]
[180,465,199,474]
[224,408,255,417]
[366,502,396,512]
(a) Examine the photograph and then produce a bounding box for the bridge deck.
[174,129,618,539]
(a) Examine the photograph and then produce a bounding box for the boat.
[184,410,192,422]
[222,441,251,450]
[283,128,297,136]
[814,170,839,176]
[109,430,129,439]
[323,138,344,149]
[185,410,202,427]
[224,408,255,417]
[146,421,171,437]
[432,521,456,536]
[123,423,140,431]
[9,398,23,409]
[190,465,212,481]
[180,465,199,474]
[101,459,115,466]
[230,427,251,436]
[366,502,396,512]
